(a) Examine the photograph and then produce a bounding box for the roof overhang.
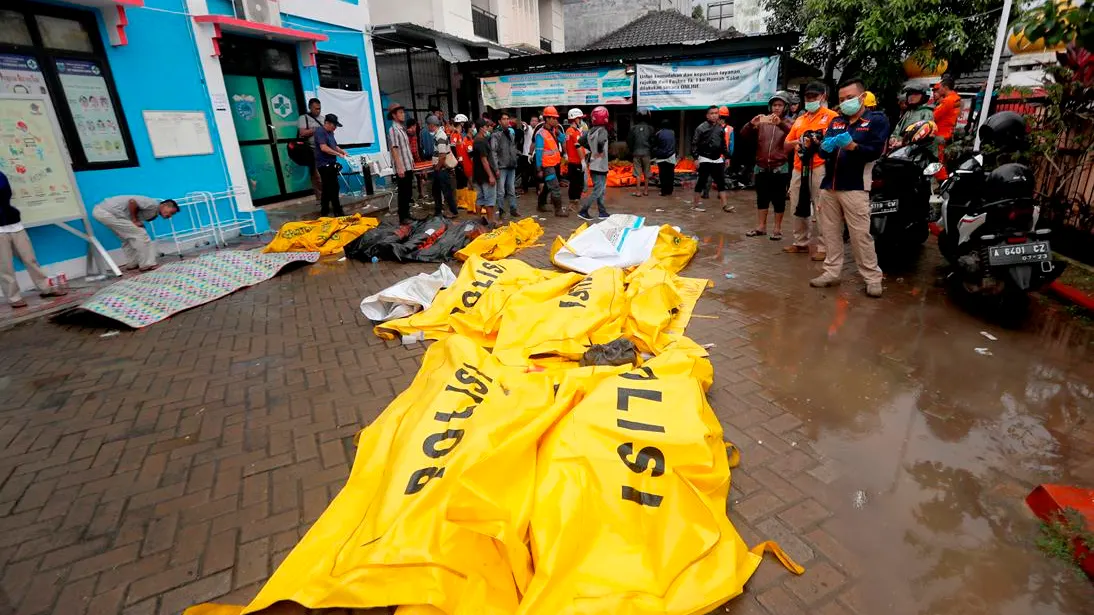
[371,22,532,61]
[457,32,801,77]
[192,15,328,66]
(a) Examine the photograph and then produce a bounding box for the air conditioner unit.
[232,0,283,28]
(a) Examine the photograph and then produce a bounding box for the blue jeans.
[580,172,608,216]
[476,182,497,208]
[496,167,517,212]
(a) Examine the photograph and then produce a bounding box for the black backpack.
[287,137,314,166]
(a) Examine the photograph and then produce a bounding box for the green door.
[220,37,310,205]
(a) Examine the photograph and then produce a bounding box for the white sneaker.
[810,274,840,288]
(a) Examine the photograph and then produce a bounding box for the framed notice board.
[0,94,119,275]
[143,110,214,159]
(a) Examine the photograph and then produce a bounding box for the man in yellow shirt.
[783,82,839,260]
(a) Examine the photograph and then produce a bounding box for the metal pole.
[974,0,1014,150]
[405,45,418,123]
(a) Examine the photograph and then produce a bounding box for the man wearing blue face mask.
[811,77,889,298]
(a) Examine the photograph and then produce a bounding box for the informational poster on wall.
[54,59,127,163]
[636,56,780,110]
[0,97,82,225]
[0,54,48,97]
[481,68,634,109]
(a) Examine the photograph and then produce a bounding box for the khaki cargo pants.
[92,207,156,269]
[818,189,883,285]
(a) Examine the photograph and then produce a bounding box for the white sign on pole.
[637,56,780,110]
[143,111,215,159]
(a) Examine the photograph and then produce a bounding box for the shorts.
[476,182,497,208]
[695,161,727,193]
[633,155,652,178]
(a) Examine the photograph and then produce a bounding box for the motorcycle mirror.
[923,162,943,176]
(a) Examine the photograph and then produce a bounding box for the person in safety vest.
[451,113,471,190]
[565,108,586,209]
[535,106,567,216]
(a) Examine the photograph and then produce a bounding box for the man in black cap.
[314,113,348,217]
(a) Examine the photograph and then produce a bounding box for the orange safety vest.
[537,126,562,167]
[565,125,584,163]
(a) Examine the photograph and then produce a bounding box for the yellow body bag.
[263,215,379,256]
[455,218,544,261]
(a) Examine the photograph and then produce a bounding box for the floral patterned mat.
[80,250,319,328]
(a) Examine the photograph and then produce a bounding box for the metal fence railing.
[472,6,498,43]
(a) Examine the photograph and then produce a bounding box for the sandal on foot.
[770,232,783,241]
[745,229,766,237]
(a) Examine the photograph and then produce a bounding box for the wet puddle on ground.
[705,280,1094,614]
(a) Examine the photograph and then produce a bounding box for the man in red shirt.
[932,75,961,142]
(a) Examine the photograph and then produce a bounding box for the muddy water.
[705,273,1094,614]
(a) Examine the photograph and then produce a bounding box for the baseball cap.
[324,114,343,127]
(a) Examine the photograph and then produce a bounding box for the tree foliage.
[764,0,1007,96]
[1016,1,1094,51]
[692,4,705,20]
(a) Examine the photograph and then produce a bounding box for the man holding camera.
[783,81,838,260]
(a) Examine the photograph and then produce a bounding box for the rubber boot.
[555,201,569,217]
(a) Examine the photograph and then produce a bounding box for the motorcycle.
[869,121,938,264]
[936,111,1066,310]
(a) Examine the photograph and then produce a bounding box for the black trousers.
[567,164,584,201]
[520,156,537,192]
[455,165,468,190]
[432,169,457,215]
[318,164,343,216]
[396,172,413,222]
[657,161,675,195]
[754,170,790,213]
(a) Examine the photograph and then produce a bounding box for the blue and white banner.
[481,68,634,109]
[636,56,780,110]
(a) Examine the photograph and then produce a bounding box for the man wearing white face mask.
[811,77,889,298]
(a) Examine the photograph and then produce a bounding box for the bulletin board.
[143,110,215,159]
[0,96,84,225]
[0,94,119,275]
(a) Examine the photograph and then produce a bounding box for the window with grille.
[316,52,362,91]
[706,1,735,30]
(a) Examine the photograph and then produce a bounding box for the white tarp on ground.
[360,263,457,321]
[552,215,663,274]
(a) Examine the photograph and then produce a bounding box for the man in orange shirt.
[932,75,961,141]
[783,81,839,260]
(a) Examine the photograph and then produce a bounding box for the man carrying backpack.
[691,106,731,213]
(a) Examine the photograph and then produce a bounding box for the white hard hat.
[567,108,584,120]
[453,113,469,123]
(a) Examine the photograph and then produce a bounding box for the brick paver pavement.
[1,188,1093,615]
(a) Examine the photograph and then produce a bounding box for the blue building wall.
[17,0,380,273]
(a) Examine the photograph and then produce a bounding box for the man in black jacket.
[691,106,730,212]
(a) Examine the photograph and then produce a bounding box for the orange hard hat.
[542,106,560,118]
[718,106,730,117]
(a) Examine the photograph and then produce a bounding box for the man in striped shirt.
[388,103,415,224]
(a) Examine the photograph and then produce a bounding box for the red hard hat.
[590,106,609,126]
[542,106,560,118]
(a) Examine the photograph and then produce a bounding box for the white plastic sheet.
[360,264,457,322]
[552,215,662,274]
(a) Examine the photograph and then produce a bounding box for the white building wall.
[370,0,434,29]
[732,0,767,34]
[500,0,541,48]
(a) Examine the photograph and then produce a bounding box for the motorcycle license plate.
[987,241,1051,266]
[871,199,899,215]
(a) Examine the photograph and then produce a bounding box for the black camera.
[798,129,825,164]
